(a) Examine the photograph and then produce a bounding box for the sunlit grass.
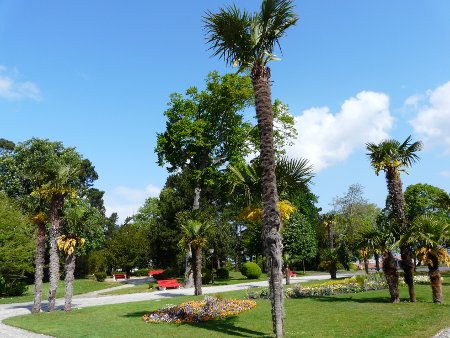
[5,277,450,338]
[0,278,117,304]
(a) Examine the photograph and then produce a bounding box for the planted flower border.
[247,273,436,299]
[143,296,256,324]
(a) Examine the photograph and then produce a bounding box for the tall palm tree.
[205,2,298,335]
[179,220,213,296]
[399,215,450,304]
[32,164,80,311]
[366,135,423,302]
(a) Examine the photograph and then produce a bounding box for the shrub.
[153,268,177,280]
[94,272,107,282]
[241,262,262,279]
[202,268,212,284]
[0,276,28,296]
[133,268,150,277]
[216,268,229,279]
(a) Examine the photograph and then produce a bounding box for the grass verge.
[5,278,450,337]
[0,278,118,304]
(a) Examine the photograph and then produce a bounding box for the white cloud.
[0,65,41,101]
[286,91,393,171]
[410,81,450,154]
[104,184,161,223]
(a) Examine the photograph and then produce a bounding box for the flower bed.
[247,273,388,299]
[142,296,256,324]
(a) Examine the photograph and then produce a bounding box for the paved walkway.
[1,272,449,337]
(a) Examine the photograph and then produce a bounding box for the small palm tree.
[60,204,87,311]
[205,1,298,335]
[399,215,450,304]
[180,220,213,296]
[366,135,422,302]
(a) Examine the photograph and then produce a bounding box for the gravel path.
[1,272,449,337]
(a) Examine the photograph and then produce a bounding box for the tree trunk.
[192,246,202,296]
[183,244,194,288]
[329,262,337,279]
[400,245,416,302]
[32,220,46,314]
[48,195,64,312]
[375,252,380,272]
[285,267,291,285]
[385,169,415,302]
[428,254,443,304]
[64,251,76,311]
[382,251,399,303]
[251,64,284,338]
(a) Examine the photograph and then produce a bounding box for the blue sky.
[1,0,449,221]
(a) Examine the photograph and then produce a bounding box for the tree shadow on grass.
[185,317,269,337]
[122,311,149,318]
[310,296,402,304]
[123,312,269,337]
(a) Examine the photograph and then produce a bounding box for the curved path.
[1,272,449,338]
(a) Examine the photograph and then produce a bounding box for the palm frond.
[204,6,253,67]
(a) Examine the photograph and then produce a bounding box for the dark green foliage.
[152,268,178,280]
[216,268,230,279]
[107,223,151,274]
[241,262,262,279]
[283,212,317,263]
[132,268,150,277]
[94,272,107,282]
[0,193,34,277]
[201,268,212,284]
[0,276,28,296]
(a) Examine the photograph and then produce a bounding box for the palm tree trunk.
[382,250,399,303]
[64,250,76,311]
[251,64,284,338]
[48,195,63,312]
[386,169,416,302]
[192,246,202,296]
[428,254,443,304]
[32,220,46,314]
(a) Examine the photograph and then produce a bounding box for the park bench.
[148,269,164,277]
[289,271,296,277]
[112,273,128,281]
[157,279,182,290]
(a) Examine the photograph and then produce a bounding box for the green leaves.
[204,0,298,71]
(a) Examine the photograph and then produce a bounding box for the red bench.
[289,271,296,277]
[157,279,182,290]
[148,269,164,277]
[112,273,128,281]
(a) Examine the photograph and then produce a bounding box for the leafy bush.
[0,276,28,296]
[216,268,229,279]
[202,268,212,284]
[153,268,178,280]
[241,262,262,279]
[133,268,150,277]
[94,272,107,282]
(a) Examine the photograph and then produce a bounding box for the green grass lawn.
[5,277,450,337]
[0,278,118,304]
